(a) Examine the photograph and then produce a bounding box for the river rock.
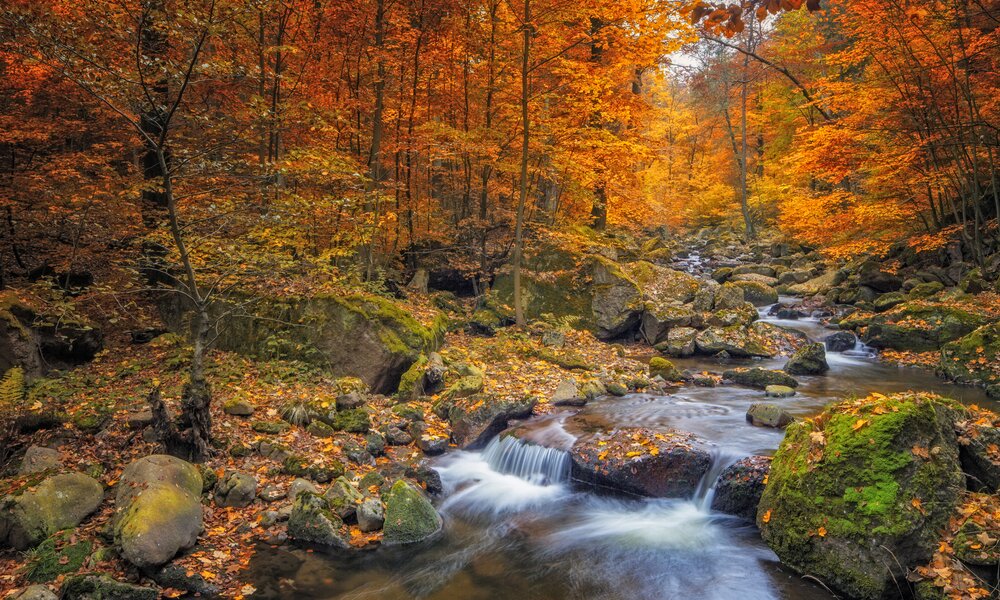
[787,271,837,296]
[711,456,771,520]
[823,331,856,352]
[648,357,681,381]
[656,327,698,358]
[783,342,829,376]
[223,399,254,416]
[695,327,772,358]
[551,378,585,406]
[382,480,443,545]
[746,403,794,428]
[152,563,221,598]
[570,427,712,498]
[723,368,798,390]
[113,455,203,568]
[713,283,746,310]
[858,262,903,293]
[18,446,61,474]
[0,473,103,550]
[940,323,1000,397]
[765,385,796,398]
[862,302,985,352]
[357,498,386,532]
[60,575,157,600]
[288,478,319,500]
[214,470,257,508]
[758,393,965,600]
[730,280,778,307]
[287,492,349,548]
[442,393,537,449]
[323,477,363,520]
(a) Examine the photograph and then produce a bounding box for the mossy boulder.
[765,385,796,398]
[323,477,363,520]
[746,403,794,428]
[382,480,442,545]
[159,292,446,394]
[590,257,644,339]
[707,302,759,328]
[864,303,986,352]
[757,393,966,600]
[214,470,257,508]
[872,292,906,312]
[60,575,158,600]
[491,242,595,327]
[723,368,798,390]
[331,408,371,433]
[287,492,349,549]
[649,357,681,380]
[0,473,103,550]
[640,304,697,345]
[695,326,773,358]
[711,456,771,520]
[784,342,829,376]
[731,280,779,307]
[940,323,999,395]
[909,281,945,299]
[713,283,746,310]
[787,271,837,296]
[443,393,537,449]
[113,455,203,569]
[655,326,698,358]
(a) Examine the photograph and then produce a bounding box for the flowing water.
[245,298,992,600]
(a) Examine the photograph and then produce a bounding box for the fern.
[0,367,25,409]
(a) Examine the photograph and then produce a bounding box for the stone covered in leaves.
[711,456,771,520]
[862,302,986,352]
[441,393,537,449]
[757,392,966,600]
[382,480,442,545]
[940,322,1000,397]
[570,427,712,498]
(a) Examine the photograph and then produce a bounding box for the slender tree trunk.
[512,0,531,327]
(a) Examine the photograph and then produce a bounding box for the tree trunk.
[512,0,531,327]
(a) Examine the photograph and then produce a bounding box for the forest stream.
[244,299,992,600]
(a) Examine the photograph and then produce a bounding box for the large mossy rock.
[491,242,596,327]
[863,302,986,352]
[382,480,442,545]
[696,327,773,358]
[570,428,712,498]
[724,367,798,390]
[787,271,837,296]
[0,473,103,550]
[730,280,778,307]
[287,492,349,548]
[940,323,999,397]
[757,393,966,600]
[590,256,644,339]
[113,455,203,569]
[442,393,537,449]
[784,342,829,376]
[161,293,446,394]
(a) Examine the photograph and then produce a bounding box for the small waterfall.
[843,337,877,359]
[482,435,571,485]
[693,451,741,511]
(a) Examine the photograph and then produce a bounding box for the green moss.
[397,355,428,399]
[391,403,425,422]
[26,530,93,582]
[758,393,965,599]
[530,348,595,371]
[252,420,290,434]
[940,323,999,389]
[332,408,370,433]
[382,480,442,545]
[649,357,680,380]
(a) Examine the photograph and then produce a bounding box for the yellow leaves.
[817,526,827,537]
[912,445,930,459]
[809,430,826,446]
[851,418,869,432]
[912,497,927,516]
[762,510,772,524]
[200,570,216,581]
[598,451,608,461]
[625,451,642,458]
